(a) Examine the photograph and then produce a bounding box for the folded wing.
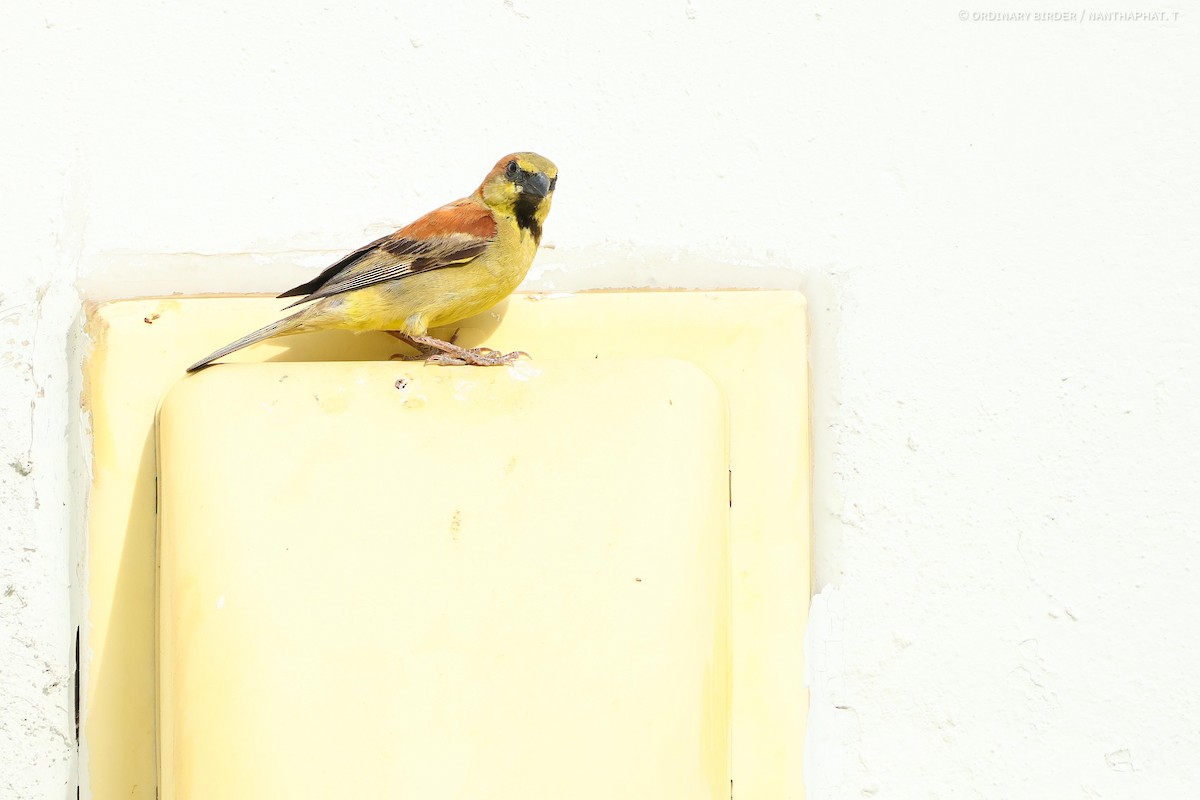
[278,198,498,307]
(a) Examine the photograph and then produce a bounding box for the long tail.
[186,311,308,372]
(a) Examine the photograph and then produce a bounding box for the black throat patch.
[513,191,543,243]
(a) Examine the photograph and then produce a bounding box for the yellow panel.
[157,359,730,799]
[81,290,809,799]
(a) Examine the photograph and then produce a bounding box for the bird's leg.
[387,329,527,367]
[387,329,464,363]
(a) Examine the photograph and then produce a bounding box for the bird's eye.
[505,161,519,179]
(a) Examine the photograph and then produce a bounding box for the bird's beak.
[520,171,552,198]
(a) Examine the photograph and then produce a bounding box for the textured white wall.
[2,1,1198,798]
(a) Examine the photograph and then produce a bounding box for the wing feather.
[278,198,497,306]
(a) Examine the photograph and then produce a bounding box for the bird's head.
[477,152,557,242]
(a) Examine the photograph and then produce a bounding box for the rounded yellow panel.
[156,359,730,800]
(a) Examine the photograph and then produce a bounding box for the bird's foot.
[427,347,529,366]
[387,330,528,367]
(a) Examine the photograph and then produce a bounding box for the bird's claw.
[437,347,529,367]
[425,353,469,366]
[388,330,529,366]
[488,349,529,365]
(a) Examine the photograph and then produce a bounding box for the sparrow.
[187,152,557,372]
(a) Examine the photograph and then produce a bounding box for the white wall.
[2,1,1197,797]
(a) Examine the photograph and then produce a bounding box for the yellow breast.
[332,218,540,336]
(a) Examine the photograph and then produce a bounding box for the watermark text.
[958,9,1179,22]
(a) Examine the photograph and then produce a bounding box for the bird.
[186,152,557,372]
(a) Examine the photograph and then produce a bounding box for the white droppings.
[453,380,476,401]
[523,292,575,302]
[507,362,542,381]
[216,595,225,610]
